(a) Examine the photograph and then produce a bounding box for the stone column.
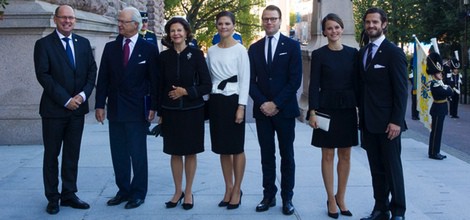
[298,0,357,121]
[0,0,116,144]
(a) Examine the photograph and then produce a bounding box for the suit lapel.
[271,35,284,65]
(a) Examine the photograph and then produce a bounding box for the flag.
[414,37,433,131]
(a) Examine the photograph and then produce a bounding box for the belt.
[217,75,238,90]
[433,99,447,103]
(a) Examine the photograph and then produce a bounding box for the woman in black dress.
[157,17,212,210]
[308,13,358,219]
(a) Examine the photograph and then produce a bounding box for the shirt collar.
[266,31,281,41]
[370,34,385,48]
[123,33,139,45]
[56,29,72,40]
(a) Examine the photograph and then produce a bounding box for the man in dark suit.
[95,7,159,209]
[33,5,96,215]
[248,5,302,216]
[358,8,408,220]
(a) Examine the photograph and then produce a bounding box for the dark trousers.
[411,91,419,118]
[429,115,445,156]
[109,121,148,200]
[362,128,406,216]
[255,115,295,201]
[449,93,459,117]
[42,115,84,202]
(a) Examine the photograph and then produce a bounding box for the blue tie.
[62,37,75,69]
[267,36,273,67]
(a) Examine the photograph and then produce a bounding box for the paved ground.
[1,105,470,219]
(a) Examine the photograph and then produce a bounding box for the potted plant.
[0,0,9,20]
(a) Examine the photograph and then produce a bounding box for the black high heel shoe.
[218,200,229,207]
[182,194,194,210]
[335,195,352,216]
[327,201,339,219]
[227,191,242,210]
[165,192,184,208]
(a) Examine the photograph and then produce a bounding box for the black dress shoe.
[282,200,295,215]
[437,153,447,159]
[125,199,144,209]
[360,210,390,220]
[107,195,128,206]
[46,201,59,214]
[227,191,242,210]
[429,154,445,160]
[165,192,184,208]
[256,197,276,212]
[60,197,90,209]
[182,194,194,210]
[390,216,405,220]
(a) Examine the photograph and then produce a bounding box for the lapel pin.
[74,38,77,42]
[281,42,284,45]
[138,54,141,57]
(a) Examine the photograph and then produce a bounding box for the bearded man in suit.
[358,7,408,220]
[34,4,97,215]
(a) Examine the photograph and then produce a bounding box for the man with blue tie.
[95,7,159,209]
[34,4,97,215]
[358,8,407,220]
[248,5,302,216]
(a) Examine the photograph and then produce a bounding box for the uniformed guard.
[427,52,454,160]
[445,58,462,118]
[139,11,158,45]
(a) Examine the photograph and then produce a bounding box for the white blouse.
[206,43,250,105]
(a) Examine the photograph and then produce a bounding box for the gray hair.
[122,7,143,31]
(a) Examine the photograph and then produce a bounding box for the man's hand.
[95,108,105,125]
[385,123,401,140]
[260,101,278,117]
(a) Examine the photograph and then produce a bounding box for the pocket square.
[138,60,146,64]
[279,52,287,56]
[374,64,385,69]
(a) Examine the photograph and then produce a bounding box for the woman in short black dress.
[157,17,212,210]
[308,13,358,218]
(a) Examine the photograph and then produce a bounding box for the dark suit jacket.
[95,35,159,122]
[358,38,408,133]
[34,31,97,118]
[248,34,302,118]
[430,80,453,116]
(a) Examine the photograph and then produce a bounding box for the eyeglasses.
[262,17,279,23]
[118,20,135,24]
[56,15,76,21]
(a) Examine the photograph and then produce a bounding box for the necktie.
[62,37,75,69]
[267,36,273,67]
[123,38,131,67]
[365,43,374,68]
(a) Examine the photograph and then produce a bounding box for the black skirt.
[311,108,358,148]
[162,107,205,155]
[209,94,245,154]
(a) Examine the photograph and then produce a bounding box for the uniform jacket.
[358,38,408,133]
[430,80,454,116]
[95,35,159,122]
[34,31,97,118]
[248,34,302,118]
[157,46,211,113]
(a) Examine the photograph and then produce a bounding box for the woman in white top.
[206,11,250,210]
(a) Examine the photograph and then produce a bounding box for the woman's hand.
[235,105,245,124]
[168,85,188,100]
[308,110,318,129]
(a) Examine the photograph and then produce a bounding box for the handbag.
[315,111,331,132]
